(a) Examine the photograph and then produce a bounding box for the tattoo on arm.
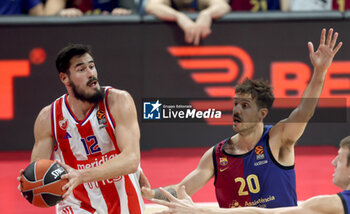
[154,187,178,201]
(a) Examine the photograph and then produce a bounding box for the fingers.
[333,41,343,55]
[184,30,194,44]
[55,160,71,173]
[325,28,333,45]
[141,186,155,199]
[193,32,201,46]
[62,185,73,199]
[112,8,132,15]
[177,185,187,199]
[151,198,174,207]
[330,31,338,48]
[159,187,178,202]
[307,42,314,55]
[320,28,326,45]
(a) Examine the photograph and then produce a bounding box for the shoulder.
[36,105,52,122]
[106,88,137,118]
[107,88,135,108]
[34,104,52,133]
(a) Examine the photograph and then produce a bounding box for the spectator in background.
[280,0,332,11]
[145,0,231,46]
[333,0,350,11]
[230,0,281,11]
[0,0,44,15]
[44,0,136,17]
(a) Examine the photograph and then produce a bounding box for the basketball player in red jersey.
[18,44,149,214]
[142,28,342,208]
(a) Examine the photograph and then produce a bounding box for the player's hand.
[308,28,342,73]
[141,186,155,200]
[57,161,83,199]
[111,8,132,15]
[151,186,199,214]
[17,169,24,192]
[59,8,83,17]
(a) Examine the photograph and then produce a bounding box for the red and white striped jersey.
[51,87,144,214]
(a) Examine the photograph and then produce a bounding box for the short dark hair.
[56,44,92,74]
[340,136,350,166]
[235,78,275,110]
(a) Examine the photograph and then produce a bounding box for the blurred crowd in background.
[1,0,349,45]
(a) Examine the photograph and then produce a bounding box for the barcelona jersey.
[213,125,297,208]
[338,190,350,214]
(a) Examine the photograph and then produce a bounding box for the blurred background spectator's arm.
[280,0,290,11]
[198,0,231,18]
[44,0,66,15]
[29,1,45,16]
[146,0,182,21]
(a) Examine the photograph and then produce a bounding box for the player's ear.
[59,72,69,85]
[259,108,268,120]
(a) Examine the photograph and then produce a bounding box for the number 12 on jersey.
[235,174,260,196]
[81,135,101,155]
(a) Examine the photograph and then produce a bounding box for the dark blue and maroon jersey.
[338,190,350,214]
[213,125,297,208]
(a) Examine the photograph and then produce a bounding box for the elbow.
[127,153,140,173]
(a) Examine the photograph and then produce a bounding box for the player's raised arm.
[272,28,342,146]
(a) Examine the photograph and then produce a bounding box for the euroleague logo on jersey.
[254,145,268,167]
[96,109,107,125]
[168,46,254,126]
[255,146,265,160]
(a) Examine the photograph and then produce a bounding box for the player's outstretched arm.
[152,187,344,214]
[142,147,215,201]
[273,28,343,147]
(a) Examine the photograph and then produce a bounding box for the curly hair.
[235,78,275,110]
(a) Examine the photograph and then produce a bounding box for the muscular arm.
[177,147,215,196]
[270,29,342,165]
[154,190,344,214]
[31,105,54,162]
[79,89,140,182]
[143,147,214,200]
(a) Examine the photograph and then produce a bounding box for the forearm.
[44,0,66,15]
[202,1,231,18]
[296,69,326,120]
[146,3,182,21]
[80,151,140,183]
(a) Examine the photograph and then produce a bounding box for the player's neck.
[230,123,264,153]
[66,94,96,120]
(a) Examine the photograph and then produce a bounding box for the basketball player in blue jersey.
[142,28,342,208]
[150,135,350,214]
[145,0,230,45]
